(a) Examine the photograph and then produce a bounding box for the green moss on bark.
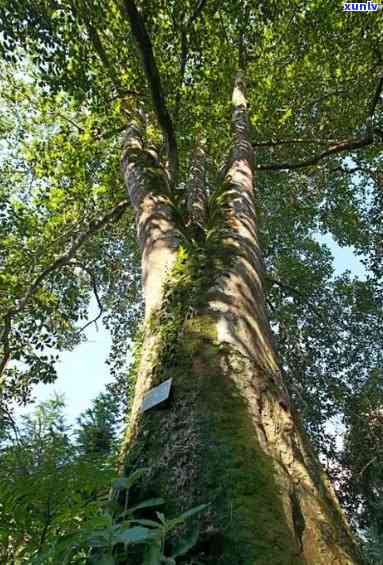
[119,246,360,564]
[123,317,303,564]
[196,363,303,563]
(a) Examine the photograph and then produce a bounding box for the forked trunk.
[119,78,362,564]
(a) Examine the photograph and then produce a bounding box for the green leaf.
[169,504,208,527]
[111,469,146,491]
[171,523,200,558]
[155,511,166,524]
[87,529,111,548]
[128,498,165,513]
[132,518,161,528]
[143,542,162,565]
[111,525,154,547]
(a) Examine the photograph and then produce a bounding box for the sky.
[17,233,367,425]
[16,305,114,424]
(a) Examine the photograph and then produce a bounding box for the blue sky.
[17,307,114,423]
[318,233,366,279]
[18,234,366,424]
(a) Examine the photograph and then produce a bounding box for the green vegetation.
[0,0,382,562]
[0,395,207,564]
[0,394,117,562]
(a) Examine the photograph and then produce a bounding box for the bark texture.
[119,79,363,564]
[121,120,179,320]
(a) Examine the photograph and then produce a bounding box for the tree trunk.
[119,78,363,564]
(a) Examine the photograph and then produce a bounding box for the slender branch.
[21,90,84,133]
[120,0,178,182]
[174,31,188,125]
[267,276,325,322]
[70,263,104,335]
[76,308,103,335]
[256,135,375,171]
[256,74,383,172]
[69,0,125,98]
[11,200,128,317]
[0,200,129,378]
[174,0,208,124]
[358,456,377,478]
[0,314,11,380]
[252,138,343,148]
[299,89,348,113]
[85,20,124,96]
[47,111,84,132]
[369,76,383,118]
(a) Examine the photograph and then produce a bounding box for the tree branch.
[120,0,178,183]
[70,263,104,335]
[174,31,188,126]
[69,0,125,98]
[256,74,383,172]
[174,0,208,124]
[85,20,125,97]
[12,200,128,317]
[358,456,377,479]
[0,200,129,378]
[252,137,342,148]
[0,314,11,380]
[369,75,383,118]
[47,111,84,132]
[256,135,375,171]
[267,276,325,322]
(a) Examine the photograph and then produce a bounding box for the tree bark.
[119,78,363,564]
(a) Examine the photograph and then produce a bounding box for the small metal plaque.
[141,378,172,412]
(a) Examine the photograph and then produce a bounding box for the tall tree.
[1,1,382,563]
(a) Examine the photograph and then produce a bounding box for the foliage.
[0,395,206,564]
[36,469,207,565]
[77,391,121,456]
[362,498,383,565]
[0,0,382,555]
[0,395,117,563]
[340,370,383,538]
[0,60,141,411]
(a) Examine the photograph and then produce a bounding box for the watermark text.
[343,1,382,10]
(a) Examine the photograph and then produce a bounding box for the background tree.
[76,391,121,456]
[0,394,209,564]
[0,394,120,563]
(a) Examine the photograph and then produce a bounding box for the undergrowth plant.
[33,469,207,565]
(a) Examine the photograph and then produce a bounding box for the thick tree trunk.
[119,80,363,564]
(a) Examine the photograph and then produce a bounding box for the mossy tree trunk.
[119,75,363,564]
